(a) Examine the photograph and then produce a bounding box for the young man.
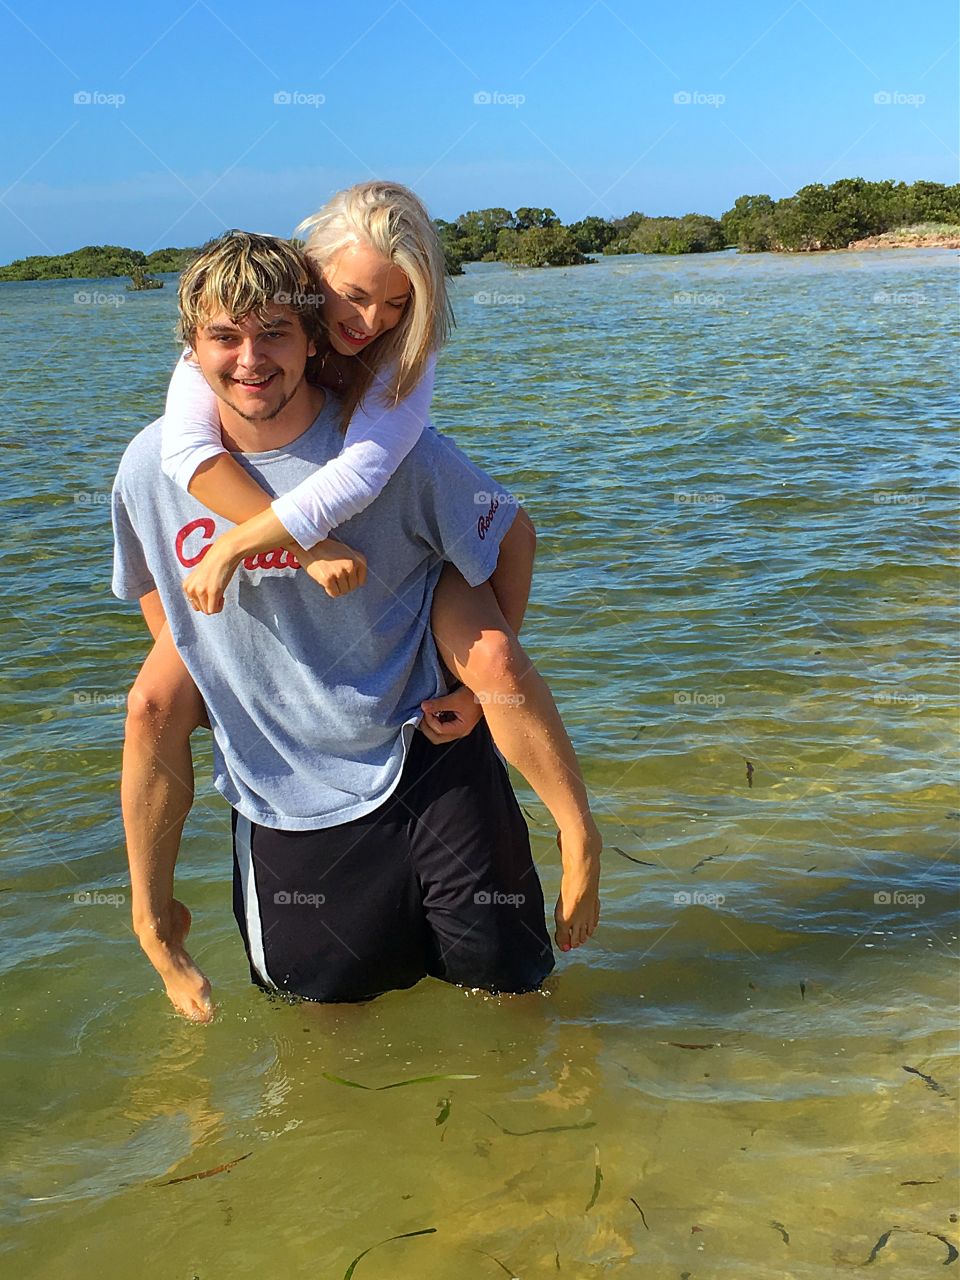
[111,231,557,1015]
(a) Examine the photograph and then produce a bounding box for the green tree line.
[719,179,959,251]
[436,178,960,269]
[0,244,195,282]
[1,179,957,281]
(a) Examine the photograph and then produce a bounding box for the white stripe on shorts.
[234,813,277,989]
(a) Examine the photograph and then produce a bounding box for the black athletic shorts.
[230,721,555,1002]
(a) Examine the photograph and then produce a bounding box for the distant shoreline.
[0,240,955,287]
[3,178,958,278]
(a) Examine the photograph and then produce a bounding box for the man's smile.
[231,371,279,392]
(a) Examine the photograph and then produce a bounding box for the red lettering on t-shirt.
[175,517,216,567]
[174,517,301,576]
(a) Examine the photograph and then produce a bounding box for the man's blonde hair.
[296,181,452,421]
[176,230,324,348]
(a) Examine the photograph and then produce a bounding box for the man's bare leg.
[424,569,601,953]
[122,621,214,1021]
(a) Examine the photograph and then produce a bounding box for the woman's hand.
[419,685,484,743]
[183,535,244,614]
[183,532,367,614]
[298,538,368,597]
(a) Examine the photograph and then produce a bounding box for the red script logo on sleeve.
[477,496,500,541]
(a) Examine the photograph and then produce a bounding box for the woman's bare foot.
[137,899,215,1022]
[554,827,601,952]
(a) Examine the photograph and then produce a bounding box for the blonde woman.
[125,183,601,1020]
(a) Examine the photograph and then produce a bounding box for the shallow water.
[0,249,957,1278]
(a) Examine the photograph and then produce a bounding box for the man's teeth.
[238,375,272,385]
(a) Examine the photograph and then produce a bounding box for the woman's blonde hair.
[296,181,452,424]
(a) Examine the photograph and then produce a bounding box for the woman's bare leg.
[426,567,601,951]
[122,623,213,1020]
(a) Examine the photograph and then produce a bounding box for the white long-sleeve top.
[159,351,436,549]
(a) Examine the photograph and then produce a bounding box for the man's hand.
[298,538,367,598]
[136,899,215,1022]
[419,686,484,744]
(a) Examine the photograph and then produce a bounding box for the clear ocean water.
[0,248,957,1278]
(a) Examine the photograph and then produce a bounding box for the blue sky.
[0,0,956,260]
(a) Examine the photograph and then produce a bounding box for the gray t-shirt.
[111,395,517,830]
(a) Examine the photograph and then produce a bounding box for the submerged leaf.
[863,1229,894,1265]
[156,1152,252,1187]
[660,1041,718,1050]
[585,1146,603,1213]
[343,1227,437,1279]
[630,1198,649,1230]
[378,1073,477,1091]
[927,1232,959,1265]
[859,1226,959,1267]
[481,1110,596,1136]
[902,1064,950,1097]
[610,846,656,867]
[323,1071,477,1092]
[475,1249,518,1276]
[322,1072,374,1090]
[690,846,727,874]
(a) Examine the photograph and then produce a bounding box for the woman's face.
[321,241,411,356]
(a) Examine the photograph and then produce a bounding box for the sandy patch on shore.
[847,231,960,249]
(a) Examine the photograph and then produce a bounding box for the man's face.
[191,305,317,422]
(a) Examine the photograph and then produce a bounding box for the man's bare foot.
[554,828,601,952]
[137,899,215,1023]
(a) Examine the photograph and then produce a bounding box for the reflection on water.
[0,249,957,1277]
